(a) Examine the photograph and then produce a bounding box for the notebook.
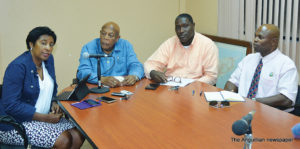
[204,91,245,102]
[55,74,91,101]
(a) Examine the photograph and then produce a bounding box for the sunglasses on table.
[167,76,182,83]
[209,100,230,108]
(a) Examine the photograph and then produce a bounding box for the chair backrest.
[296,85,300,103]
[294,85,300,107]
[72,70,80,85]
[290,85,300,116]
[203,34,252,89]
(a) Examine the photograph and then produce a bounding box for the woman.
[0,27,84,148]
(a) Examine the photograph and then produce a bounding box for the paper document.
[114,76,125,82]
[204,91,245,102]
[220,91,245,102]
[203,92,224,101]
[160,78,195,87]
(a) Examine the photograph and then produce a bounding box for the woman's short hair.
[26,26,57,50]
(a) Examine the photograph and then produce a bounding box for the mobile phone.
[120,90,134,95]
[145,83,160,90]
[97,96,117,103]
[84,99,100,105]
[111,92,126,97]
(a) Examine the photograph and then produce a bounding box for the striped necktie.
[247,59,263,98]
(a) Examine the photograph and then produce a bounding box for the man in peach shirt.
[144,13,218,85]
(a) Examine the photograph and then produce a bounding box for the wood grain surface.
[59,79,300,149]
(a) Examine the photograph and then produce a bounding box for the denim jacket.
[0,51,57,131]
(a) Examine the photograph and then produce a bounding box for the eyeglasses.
[209,100,230,108]
[167,76,181,83]
[100,31,116,39]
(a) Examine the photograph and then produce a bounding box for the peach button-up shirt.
[144,32,218,85]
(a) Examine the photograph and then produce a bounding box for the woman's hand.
[33,112,62,123]
[51,101,62,114]
[45,113,63,123]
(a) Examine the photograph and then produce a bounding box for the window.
[218,0,300,71]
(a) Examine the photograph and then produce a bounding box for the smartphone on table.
[145,83,160,90]
[111,92,126,97]
[97,96,117,103]
[84,99,100,105]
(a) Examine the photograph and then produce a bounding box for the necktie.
[247,59,263,98]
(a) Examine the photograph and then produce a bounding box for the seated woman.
[0,27,84,148]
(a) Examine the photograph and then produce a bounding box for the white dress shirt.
[229,49,298,112]
[35,62,54,114]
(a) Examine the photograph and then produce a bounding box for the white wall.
[0,0,181,90]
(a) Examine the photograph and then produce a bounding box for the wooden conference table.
[58,79,300,149]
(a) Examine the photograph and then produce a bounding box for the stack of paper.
[114,76,125,82]
[160,78,195,87]
[204,91,245,102]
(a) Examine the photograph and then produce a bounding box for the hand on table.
[102,76,121,88]
[122,75,138,86]
[150,70,167,83]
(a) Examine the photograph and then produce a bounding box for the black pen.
[199,91,203,96]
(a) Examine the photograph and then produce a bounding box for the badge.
[269,72,273,77]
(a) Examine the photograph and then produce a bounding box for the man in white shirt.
[224,24,298,112]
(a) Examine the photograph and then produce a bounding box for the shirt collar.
[190,32,197,46]
[176,32,196,48]
[261,48,279,62]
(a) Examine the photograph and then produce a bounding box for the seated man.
[144,13,218,85]
[77,22,144,87]
[225,24,298,112]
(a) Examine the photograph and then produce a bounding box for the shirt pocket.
[260,72,277,87]
[116,57,127,73]
[188,60,202,76]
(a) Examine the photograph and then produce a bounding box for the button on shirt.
[229,49,298,111]
[144,32,218,85]
[77,38,144,84]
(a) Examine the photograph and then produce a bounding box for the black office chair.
[0,118,44,148]
[0,115,30,149]
[0,85,44,149]
[71,70,80,85]
[291,85,300,116]
[0,84,29,148]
